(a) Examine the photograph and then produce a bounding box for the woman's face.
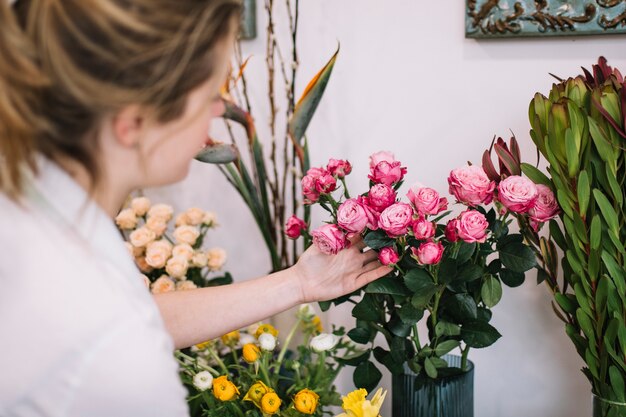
[137,36,233,187]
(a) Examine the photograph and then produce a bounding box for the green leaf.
[576,308,596,345]
[336,349,370,366]
[499,242,537,273]
[364,230,395,250]
[557,189,575,219]
[521,163,551,187]
[435,321,461,337]
[388,314,413,338]
[404,268,434,291]
[565,128,580,177]
[549,220,567,250]
[461,319,502,348]
[372,347,404,375]
[398,303,424,324]
[593,189,619,237]
[441,293,477,323]
[352,294,380,321]
[577,170,590,215]
[454,242,477,264]
[353,360,382,393]
[365,275,409,296]
[434,340,460,357]
[590,215,602,250]
[555,293,578,315]
[481,276,503,308]
[347,327,372,345]
[289,46,339,144]
[500,269,525,287]
[424,357,438,379]
[605,163,623,207]
[456,264,485,283]
[437,258,458,285]
[609,366,626,402]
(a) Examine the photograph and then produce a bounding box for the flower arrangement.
[513,57,626,409]
[289,150,557,390]
[175,305,362,417]
[115,197,232,292]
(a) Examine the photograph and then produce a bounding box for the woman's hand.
[291,236,393,303]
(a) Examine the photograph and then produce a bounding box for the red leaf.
[482,150,499,182]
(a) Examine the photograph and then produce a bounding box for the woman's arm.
[153,238,391,349]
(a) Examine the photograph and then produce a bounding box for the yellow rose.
[130,197,151,216]
[115,208,137,230]
[173,225,200,246]
[255,323,279,339]
[212,375,239,401]
[243,380,270,406]
[242,343,260,363]
[293,389,319,414]
[221,330,240,345]
[261,392,281,415]
[185,207,205,225]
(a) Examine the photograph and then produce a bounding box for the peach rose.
[172,243,194,261]
[185,207,205,226]
[115,208,137,230]
[135,256,153,273]
[130,197,151,216]
[191,251,208,267]
[147,203,174,222]
[146,216,168,237]
[176,280,198,291]
[166,256,189,279]
[145,240,173,269]
[129,226,156,248]
[140,274,151,288]
[175,212,190,227]
[207,248,227,271]
[173,225,200,246]
[151,275,176,294]
[203,211,218,227]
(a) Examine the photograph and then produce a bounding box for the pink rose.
[378,203,414,238]
[285,215,307,239]
[301,174,320,203]
[448,165,496,206]
[367,184,397,212]
[412,217,435,240]
[301,167,337,204]
[445,219,459,242]
[378,247,400,266]
[498,175,538,213]
[356,196,380,230]
[337,199,370,234]
[407,185,448,216]
[456,210,489,243]
[327,158,352,178]
[528,184,560,223]
[369,151,396,169]
[412,241,444,265]
[369,161,407,186]
[312,224,348,255]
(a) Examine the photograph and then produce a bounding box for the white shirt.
[0,158,189,416]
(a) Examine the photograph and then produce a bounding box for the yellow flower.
[336,388,387,417]
[242,343,261,363]
[194,340,212,350]
[293,389,320,414]
[243,380,271,406]
[255,323,279,339]
[261,392,281,415]
[220,330,240,345]
[212,375,239,401]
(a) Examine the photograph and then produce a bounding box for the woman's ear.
[111,105,146,148]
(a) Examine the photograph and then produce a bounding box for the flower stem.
[275,318,301,375]
[461,344,471,371]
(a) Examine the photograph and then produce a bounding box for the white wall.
[147,2,626,416]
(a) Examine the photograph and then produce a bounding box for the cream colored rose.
[166,256,189,279]
[151,275,175,294]
[202,211,218,227]
[130,197,151,217]
[145,240,173,269]
[173,225,200,246]
[129,226,156,248]
[176,280,197,291]
[140,274,151,288]
[135,256,153,273]
[146,216,168,237]
[206,247,227,271]
[147,203,174,222]
[115,208,137,230]
[185,207,205,226]
[191,251,208,268]
[172,243,194,261]
[175,212,190,227]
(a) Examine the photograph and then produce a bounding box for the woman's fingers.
[354,264,393,290]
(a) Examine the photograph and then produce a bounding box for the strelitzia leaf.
[288,46,339,147]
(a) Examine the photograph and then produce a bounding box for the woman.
[0,1,391,415]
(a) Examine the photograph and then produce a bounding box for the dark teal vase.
[392,355,474,417]
[593,395,626,417]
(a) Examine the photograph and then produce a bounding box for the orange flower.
[243,380,270,406]
[293,389,319,414]
[212,375,239,401]
[255,323,279,339]
[261,392,281,414]
[242,343,261,363]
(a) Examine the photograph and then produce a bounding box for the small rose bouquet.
[289,149,557,390]
[176,305,361,417]
[115,197,232,292]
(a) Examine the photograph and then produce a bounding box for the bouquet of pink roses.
[286,146,558,390]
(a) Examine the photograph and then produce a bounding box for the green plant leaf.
[398,303,424,324]
[365,275,409,296]
[500,269,525,287]
[373,347,404,375]
[555,293,578,315]
[454,242,477,264]
[336,349,370,366]
[521,163,552,187]
[388,314,413,338]
[593,189,619,236]
[424,357,438,379]
[604,163,623,207]
[499,242,537,273]
[609,366,626,402]
[441,293,477,323]
[352,294,380,321]
[590,215,602,250]
[565,128,580,177]
[347,328,372,345]
[456,264,485,283]
[577,170,590,215]
[461,319,502,348]
[481,276,503,308]
[549,219,567,250]
[434,340,460,357]
[353,360,382,393]
[364,230,395,250]
[435,321,461,337]
[288,46,339,144]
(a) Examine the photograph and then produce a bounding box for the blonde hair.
[0,0,241,199]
